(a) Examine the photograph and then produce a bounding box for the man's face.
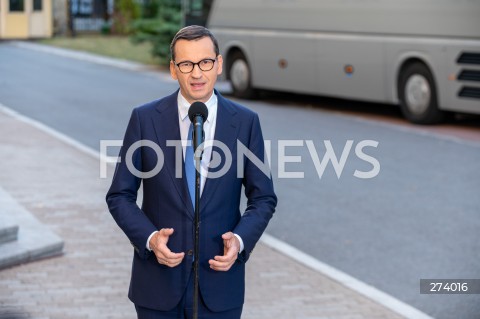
[170,37,223,104]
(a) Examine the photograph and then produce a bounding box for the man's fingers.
[209,258,234,271]
[213,255,230,262]
[157,248,184,261]
[160,249,184,259]
[159,228,174,238]
[158,259,182,268]
[159,252,184,262]
[157,252,185,267]
[155,244,172,258]
[167,252,185,261]
[222,232,234,240]
[211,265,229,271]
[209,251,237,270]
[214,248,236,262]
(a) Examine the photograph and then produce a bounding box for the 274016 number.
[430,282,468,292]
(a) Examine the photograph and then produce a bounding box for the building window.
[33,0,42,11]
[9,0,25,12]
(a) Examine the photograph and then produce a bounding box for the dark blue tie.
[185,124,195,207]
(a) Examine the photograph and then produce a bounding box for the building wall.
[0,0,53,39]
[31,1,53,37]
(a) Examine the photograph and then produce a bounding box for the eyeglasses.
[174,58,217,74]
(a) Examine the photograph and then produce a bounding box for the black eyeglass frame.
[174,58,217,74]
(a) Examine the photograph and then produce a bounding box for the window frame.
[9,0,25,12]
[33,0,43,11]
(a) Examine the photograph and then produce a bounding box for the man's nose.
[191,64,203,77]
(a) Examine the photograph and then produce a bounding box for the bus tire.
[228,51,256,99]
[398,62,445,124]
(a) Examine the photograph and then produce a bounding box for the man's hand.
[149,228,185,267]
[208,232,240,271]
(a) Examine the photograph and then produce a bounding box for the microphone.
[188,102,209,160]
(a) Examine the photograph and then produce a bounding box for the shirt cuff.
[146,231,158,251]
[233,233,244,253]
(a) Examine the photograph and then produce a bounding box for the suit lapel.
[151,91,194,219]
[201,92,239,210]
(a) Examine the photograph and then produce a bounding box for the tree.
[130,0,182,65]
[111,0,141,35]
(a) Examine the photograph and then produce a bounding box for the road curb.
[261,234,434,319]
[12,40,147,72]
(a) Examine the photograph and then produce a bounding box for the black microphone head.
[188,101,208,123]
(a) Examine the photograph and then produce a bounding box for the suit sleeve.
[234,113,277,262]
[106,108,157,260]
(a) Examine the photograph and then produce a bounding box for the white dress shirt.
[177,91,217,195]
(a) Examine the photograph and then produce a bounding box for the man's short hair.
[170,25,220,61]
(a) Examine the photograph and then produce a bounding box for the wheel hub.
[230,59,250,92]
[405,74,431,115]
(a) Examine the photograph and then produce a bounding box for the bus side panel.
[314,36,387,103]
[250,32,316,94]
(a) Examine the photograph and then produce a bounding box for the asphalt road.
[1,42,479,319]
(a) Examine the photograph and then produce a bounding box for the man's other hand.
[208,232,240,271]
[150,228,185,267]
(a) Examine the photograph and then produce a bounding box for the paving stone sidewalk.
[0,109,405,319]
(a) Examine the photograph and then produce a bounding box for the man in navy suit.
[106,25,277,318]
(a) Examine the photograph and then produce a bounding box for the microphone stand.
[192,128,203,319]
[188,102,208,319]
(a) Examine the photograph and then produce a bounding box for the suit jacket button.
[187,249,193,256]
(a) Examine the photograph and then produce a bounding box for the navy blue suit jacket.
[106,90,277,312]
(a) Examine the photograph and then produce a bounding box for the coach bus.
[184,0,480,124]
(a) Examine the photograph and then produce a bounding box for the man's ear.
[217,55,223,75]
[170,61,178,80]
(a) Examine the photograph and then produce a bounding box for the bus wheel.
[228,51,256,99]
[398,63,444,124]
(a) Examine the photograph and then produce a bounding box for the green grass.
[39,34,164,67]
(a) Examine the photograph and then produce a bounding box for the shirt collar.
[177,92,217,123]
